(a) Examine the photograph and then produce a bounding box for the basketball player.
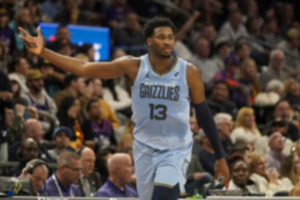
[18,17,229,200]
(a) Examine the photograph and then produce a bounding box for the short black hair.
[64,74,79,87]
[86,98,99,111]
[143,16,177,39]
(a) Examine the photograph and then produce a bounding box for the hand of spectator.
[1,91,13,101]
[193,172,203,181]
[18,27,44,56]
[15,104,25,118]
[266,168,279,182]
[27,106,39,119]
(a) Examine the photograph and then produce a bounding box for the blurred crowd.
[1,0,300,198]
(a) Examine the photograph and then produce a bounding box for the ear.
[146,37,152,46]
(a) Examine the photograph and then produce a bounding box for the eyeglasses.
[65,166,83,172]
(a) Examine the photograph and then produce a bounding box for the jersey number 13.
[149,104,167,120]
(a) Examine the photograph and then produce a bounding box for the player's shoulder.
[185,61,199,74]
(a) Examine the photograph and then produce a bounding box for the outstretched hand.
[214,157,230,189]
[18,26,44,55]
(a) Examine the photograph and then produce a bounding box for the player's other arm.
[187,63,229,188]
[18,27,132,79]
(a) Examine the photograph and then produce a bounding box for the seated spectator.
[44,152,82,197]
[23,69,58,133]
[189,37,219,88]
[41,0,62,20]
[8,119,53,162]
[225,153,259,194]
[230,107,261,144]
[255,118,293,156]
[8,138,40,176]
[235,41,251,64]
[283,78,300,111]
[53,74,84,108]
[81,99,117,152]
[23,0,51,26]
[280,154,300,185]
[214,113,234,156]
[249,152,293,196]
[8,56,30,95]
[112,12,148,56]
[207,80,237,118]
[53,0,89,25]
[265,131,286,172]
[95,145,116,183]
[254,79,284,107]
[259,49,290,91]
[47,126,75,161]
[92,78,120,129]
[212,36,231,71]
[46,24,79,56]
[185,154,213,196]
[57,95,84,150]
[78,147,102,197]
[19,159,49,196]
[230,144,253,165]
[211,54,249,107]
[117,119,134,160]
[0,5,15,55]
[96,153,138,197]
[238,58,261,105]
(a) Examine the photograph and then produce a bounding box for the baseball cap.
[26,69,42,81]
[52,126,73,139]
[224,54,240,66]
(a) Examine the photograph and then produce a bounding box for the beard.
[161,53,172,59]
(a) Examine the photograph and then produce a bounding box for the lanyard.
[52,174,73,197]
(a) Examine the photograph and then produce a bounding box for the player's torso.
[131,54,192,150]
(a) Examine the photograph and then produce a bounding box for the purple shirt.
[96,179,138,197]
[44,174,81,197]
[265,150,285,172]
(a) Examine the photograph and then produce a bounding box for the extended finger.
[18,26,30,37]
[37,26,42,37]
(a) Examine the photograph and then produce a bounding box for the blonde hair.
[234,107,256,129]
[249,152,264,175]
[283,78,298,96]
[239,58,261,93]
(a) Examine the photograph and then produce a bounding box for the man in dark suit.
[78,146,102,197]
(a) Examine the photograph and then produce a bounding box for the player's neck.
[149,54,175,73]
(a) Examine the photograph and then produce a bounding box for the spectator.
[23,0,51,26]
[0,5,15,55]
[238,58,261,105]
[56,95,83,149]
[23,69,58,133]
[8,56,30,95]
[95,145,116,183]
[230,144,253,165]
[8,138,40,176]
[283,78,300,111]
[104,0,133,30]
[81,98,116,152]
[280,154,300,185]
[265,131,286,172]
[8,6,36,54]
[47,126,75,161]
[230,107,261,144]
[219,9,249,46]
[261,17,282,48]
[78,147,102,197]
[53,74,84,108]
[113,12,147,56]
[235,41,251,64]
[214,113,234,156]
[249,152,293,196]
[41,0,62,20]
[254,79,283,107]
[44,152,82,197]
[92,78,120,129]
[259,49,289,91]
[53,0,89,25]
[185,154,213,196]
[226,153,259,194]
[189,37,219,88]
[96,153,138,197]
[46,24,79,55]
[207,80,237,118]
[211,54,249,107]
[212,36,231,71]
[116,119,134,160]
[19,159,49,196]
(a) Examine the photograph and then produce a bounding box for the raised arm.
[187,63,230,188]
[18,27,138,80]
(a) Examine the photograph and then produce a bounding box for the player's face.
[147,26,175,58]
